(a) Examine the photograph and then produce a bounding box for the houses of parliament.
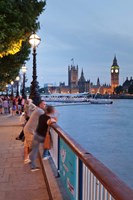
[47,56,129,95]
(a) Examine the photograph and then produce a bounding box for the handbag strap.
[46,126,50,134]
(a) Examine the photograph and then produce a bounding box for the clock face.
[115,69,118,73]
[111,69,114,73]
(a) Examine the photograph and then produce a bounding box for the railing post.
[57,135,60,177]
[78,159,83,200]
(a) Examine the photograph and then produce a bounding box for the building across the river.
[46,56,120,95]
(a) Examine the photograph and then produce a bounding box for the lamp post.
[16,76,20,97]
[6,84,8,96]
[29,33,41,105]
[21,64,27,99]
[11,81,14,97]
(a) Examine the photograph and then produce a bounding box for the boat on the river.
[88,87,113,104]
[89,98,113,104]
[42,93,113,105]
[42,93,88,103]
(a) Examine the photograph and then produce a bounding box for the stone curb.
[39,146,64,200]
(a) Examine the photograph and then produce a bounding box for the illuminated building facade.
[111,55,119,91]
[45,56,120,95]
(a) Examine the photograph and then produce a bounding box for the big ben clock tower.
[111,55,119,92]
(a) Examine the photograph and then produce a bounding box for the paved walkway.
[0,114,50,200]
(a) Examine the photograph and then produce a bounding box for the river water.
[52,99,133,189]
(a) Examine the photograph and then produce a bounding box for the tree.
[0,41,30,90]
[0,0,46,89]
[114,85,123,94]
[128,84,133,94]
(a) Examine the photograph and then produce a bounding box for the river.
[52,99,133,189]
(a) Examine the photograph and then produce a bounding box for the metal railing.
[49,123,133,200]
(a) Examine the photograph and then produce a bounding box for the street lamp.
[6,84,8,96]
[11,81,14,97]
[16,76,20,97]
[21,64,27,99]
[29,33,41,105]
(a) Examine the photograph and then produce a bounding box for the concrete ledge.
[39,147,64,200]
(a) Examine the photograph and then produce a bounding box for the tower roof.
[79,68,86,82]
[112,55,119,67]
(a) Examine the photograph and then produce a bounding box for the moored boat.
[88,98,113,104]
[42,93,113,104]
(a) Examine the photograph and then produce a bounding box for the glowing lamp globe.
[29,34,41,48]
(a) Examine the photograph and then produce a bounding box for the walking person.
[3,97,9,114]
[29,105,57,171]
[0,97,3,114]
[11,98,17,116]
[17,96,22,115]
[23,100,46,163]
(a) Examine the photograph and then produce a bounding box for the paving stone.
[0,115,50,200]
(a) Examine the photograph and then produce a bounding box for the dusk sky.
[26,0,133,87]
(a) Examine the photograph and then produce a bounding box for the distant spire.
[79,68,86,82]
[81,68,84,75]
[97,77,100,86]
[71,58,74,66]
[112,55,118,66]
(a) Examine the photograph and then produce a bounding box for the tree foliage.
[0,0,46,89]
[128,84,133,94]
[114,85,123,94]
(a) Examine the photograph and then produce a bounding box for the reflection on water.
[54,100,133,189]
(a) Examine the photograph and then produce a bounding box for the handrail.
[51,123,133,200]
